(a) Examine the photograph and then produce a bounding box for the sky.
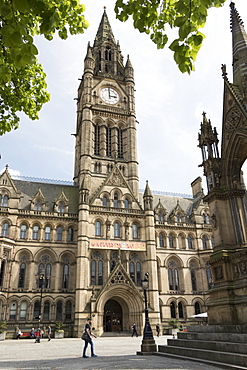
[1,0,247,196]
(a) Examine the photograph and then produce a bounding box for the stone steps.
[165,338,247,354]
[155,351,247,370]
[157,325,247,369]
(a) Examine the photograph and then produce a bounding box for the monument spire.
[230,2,247,92]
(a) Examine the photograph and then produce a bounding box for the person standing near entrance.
[131,323,138,337]
[82,318,98,358]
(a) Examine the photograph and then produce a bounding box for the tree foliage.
[114,0,226,73]
[0,0,88,135]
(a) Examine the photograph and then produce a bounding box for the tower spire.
[94,8,116,47]
[230,2,247,92]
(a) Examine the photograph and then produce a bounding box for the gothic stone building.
[0,11,213,337]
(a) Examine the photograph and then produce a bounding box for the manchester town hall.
[3,5,245,338]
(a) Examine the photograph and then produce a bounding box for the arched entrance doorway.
[104,299,122,332]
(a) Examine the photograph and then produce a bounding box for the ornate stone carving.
[107,170,126,187]
[214,266,224,280]
[225,106,241,130]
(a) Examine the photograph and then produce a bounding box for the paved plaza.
[0,335,224,370]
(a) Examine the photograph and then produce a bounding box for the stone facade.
[0,10,213,337]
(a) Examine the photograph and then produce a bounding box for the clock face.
[100,87,119,104]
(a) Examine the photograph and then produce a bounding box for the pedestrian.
[16,327,22,340]
[82,318,97,358]
[47,325,51,341]
[107,319,111,332]
[30,328,36,340]
[40,328,44,339]
[131,323,138,337]
[156,324,160,337]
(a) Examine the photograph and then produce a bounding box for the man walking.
[82,318,97,358]
[131,323,138,337]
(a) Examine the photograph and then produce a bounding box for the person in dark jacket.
[82,318,97,358]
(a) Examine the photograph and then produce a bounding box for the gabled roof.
[12,179,79,213]
[89,163,143,210]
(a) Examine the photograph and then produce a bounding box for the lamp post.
[36,268,49,343]
[137,272,157,354]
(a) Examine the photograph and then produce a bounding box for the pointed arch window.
[98,50,101,71]
[159,233,164,247]
[9,301,17,320]
[191,269,197,291]
[65,301,72,320]
[113,193,119,208]
[20,301,27,320]
[202,235,208,249]
[95,220,101,237]
[176,212,182,222]
[68,227,74,242]
[45,226,51,241]
[90,251,103,286]
[168,260,180,291]
[110,251,118,272]
[37,261,51,289]
[187,235,193,249]
[2,222,9,237]
[56,301,63,321]
[18,262,26,288]
[132,223,138,239]
[43,300,50,320]
[32,225,39,240]
[170,301,176,318]
[105,46,112,61]
[169,234,174,248]
[194,302,201,315]
[178,301,184,318]
[33,301,40,319]
[106,126,112,157]
[102,196,108,207]
[57,226,63,241]
[0,259,6,287]
[20,224,27,239]
[94,124,100,156]
[129,253,141,286]
[206,267,213,289]
[114,222,120,238]
[118,128,123,158]
[63,264,69,289]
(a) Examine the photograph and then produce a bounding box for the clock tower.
[73,8,139,198]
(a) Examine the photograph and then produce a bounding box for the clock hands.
[108,88,117,99]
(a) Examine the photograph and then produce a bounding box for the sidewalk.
[0,335,223,370]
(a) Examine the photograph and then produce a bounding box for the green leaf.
[13,0,30,13]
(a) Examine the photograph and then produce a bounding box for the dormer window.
[158,211,164,221]
[34,200,42,211]
[58,202,65,213]
[202,212,210,224]
[0,191,9,207]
